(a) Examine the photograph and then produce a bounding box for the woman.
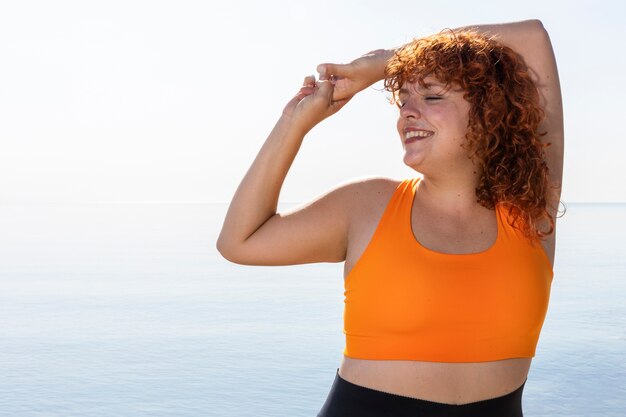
[217,19,563,417]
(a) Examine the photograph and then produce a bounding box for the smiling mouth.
[404,130,434,144]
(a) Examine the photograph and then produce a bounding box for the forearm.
[456,20,561,108]
[370,49,396,82]
[456,19,544,45]
[217,116,305,251]
[385,20,545,67]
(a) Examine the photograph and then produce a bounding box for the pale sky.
[1,0,624,204]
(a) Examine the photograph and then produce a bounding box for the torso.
[339,177,556,405]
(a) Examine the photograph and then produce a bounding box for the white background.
[1,0,624,204]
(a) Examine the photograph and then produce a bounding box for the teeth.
[405,130,433,139]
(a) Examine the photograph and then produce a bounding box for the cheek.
[449,107,470,133]
[458,112,470,132]
[459,104,471,128]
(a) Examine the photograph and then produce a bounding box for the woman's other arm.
[463,20,564,209]
[216,77,354,266]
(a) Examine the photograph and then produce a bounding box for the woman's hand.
[316,49,394,101]
[282,75,351,135]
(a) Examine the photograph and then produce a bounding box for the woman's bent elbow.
[215,238,259,265]
[216,237,241,263]
[528,19,549,37]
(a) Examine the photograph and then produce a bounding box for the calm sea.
[0,202,624,416]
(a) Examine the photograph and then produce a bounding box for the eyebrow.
[398,83,447,95]
[423,82,446,90]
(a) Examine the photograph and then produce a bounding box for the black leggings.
[317,370,524,417]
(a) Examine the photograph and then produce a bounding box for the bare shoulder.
[339,177,403,275]
[280,176,400,222]
[334,176,402,218]
[325,175,402,239]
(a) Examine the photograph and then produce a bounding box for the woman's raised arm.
[216,76,355,266]
[464,20,564,210]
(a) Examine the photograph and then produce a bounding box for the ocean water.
[0,202,624,416]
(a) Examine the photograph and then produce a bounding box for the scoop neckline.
[407,178,501,257]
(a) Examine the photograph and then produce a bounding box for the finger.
[299,86,315,95]
[303,75,316,87]
[315,79,335,104]
[316,63,350,80]
[293,85,315,101]
[293,75,316,101]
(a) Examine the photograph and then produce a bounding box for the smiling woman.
[385,32,562,242]
[217,19,563,417]
[394,77,471,176]
[385,31,557,242]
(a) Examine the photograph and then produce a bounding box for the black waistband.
[317,370,524,417]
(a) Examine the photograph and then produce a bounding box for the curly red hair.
[385,30,555,241]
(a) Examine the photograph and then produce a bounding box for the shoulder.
[332,176,403,209]
[278,177,403,222]
[336,178,407,265]
[329,177,407,234]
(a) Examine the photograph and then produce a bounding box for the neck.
[416,170,483,214]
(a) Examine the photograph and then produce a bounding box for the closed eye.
[395,94,442,108]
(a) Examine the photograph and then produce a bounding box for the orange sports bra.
[343,178,554,362]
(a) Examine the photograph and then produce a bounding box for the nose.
[399,99,421,119]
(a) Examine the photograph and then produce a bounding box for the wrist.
[381,48,396,76]
[368,48,396,82]
[277,112,310,140]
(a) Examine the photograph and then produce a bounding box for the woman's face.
[395,77,471,174]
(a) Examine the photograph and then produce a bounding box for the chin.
[403,154,425,173]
